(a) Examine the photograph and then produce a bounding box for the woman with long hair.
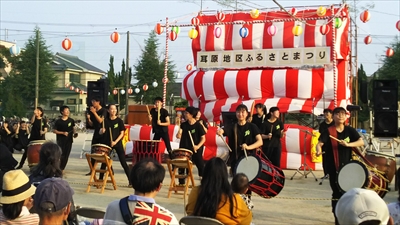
[186,157,252,225]
[262,107,285,168]
[0,170,38,224]
[29,141,63,184]
[249,103,267,131]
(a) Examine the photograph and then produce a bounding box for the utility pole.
[34,29,39,109]
[125,31,130,117]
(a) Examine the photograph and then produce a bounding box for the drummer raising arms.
[53,106,77,171]
[100,104,130,186]
[316,107,364,225]
[148,97,173,159]
[86,97,107,175]
[176,107,206,184]
[17,107,48,169]
[217,104,263,172]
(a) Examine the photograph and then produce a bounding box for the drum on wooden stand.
[91,144,112,156]
[27,140,46,167]
[235,152,285,198]
[171,148,193,160]
[337,148,389,198]
[365,150,396,183]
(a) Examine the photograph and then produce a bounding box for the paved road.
[15,132,397,224]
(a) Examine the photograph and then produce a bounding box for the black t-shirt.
[319,120,334,134]
[54,117,75,143]
[318,126,361,173]
[262,119,284,148]
[251,114,266,132]
[0,128,12,146]
[104,117,125,147]
[18,129,30,147]
[89,107,107,137]
[0,143,18,172]
[226,122,260,152]
[150,108,169,133]
[179,121,206,152]
[30,118,48,141]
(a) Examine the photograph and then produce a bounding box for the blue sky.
[1,0,399,78]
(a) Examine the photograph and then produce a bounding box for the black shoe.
[85,172,91,176]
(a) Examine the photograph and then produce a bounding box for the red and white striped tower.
[162,17,169,108]
[331,5,337,107]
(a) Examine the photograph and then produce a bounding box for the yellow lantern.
[250,9,259,19]
[317,6,327,17]
[188,28,198,39]
[292,25,303,36]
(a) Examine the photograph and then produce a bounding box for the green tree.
[133,31,176,105]
[375,40,400,97]
[357,64,369,123]
[0,27,57,117]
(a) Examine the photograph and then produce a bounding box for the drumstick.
[157,105,161,121]
[250,100,255,115]
[146,105,150,116]
[329,135,340,142]
[218,135,232,152]
[188,131,197,153]
[109,127,113,145]
[102,117,105,130]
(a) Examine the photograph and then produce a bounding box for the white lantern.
[152,80,158,88]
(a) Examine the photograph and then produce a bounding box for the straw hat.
[0,170,36,204]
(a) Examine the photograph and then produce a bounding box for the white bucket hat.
[0,170,36,204]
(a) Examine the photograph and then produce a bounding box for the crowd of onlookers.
[0,139,399,224]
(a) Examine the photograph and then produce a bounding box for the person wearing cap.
[0,170,39,224]
[316,107,364,225]
[335,188,393,225]
[34,177,74,225]
[176,106,206,185]
[318,108,334,179]
[217,104,263,172]
[53,106,77,171]
[148,97,173,159]
[103,158,178,225]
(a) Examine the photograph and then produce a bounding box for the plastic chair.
[179,216,224,225]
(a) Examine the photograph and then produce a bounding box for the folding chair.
[166,159,195,198]
[179,216,224,225]
[85,154,117,193]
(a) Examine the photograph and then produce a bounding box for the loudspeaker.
[373,79,398,111]
[373,111,398,137]
[87,79,109,108]
[221,112,237,136]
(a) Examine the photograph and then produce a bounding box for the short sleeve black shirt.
[54,117,75,143]
[104,117,125,147]
[30,118,48,141]
[179,121,206,151]
[262,119,284,148]
[226,122,260,151]
[150,108,169,133]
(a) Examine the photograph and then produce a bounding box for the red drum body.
[365,150,396,183]
[27,140,46,167]
[91,144,112,156]
[337,161,388,198]
[172,148,193,160]
[235,154,285,198]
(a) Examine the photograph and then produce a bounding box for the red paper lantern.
[113,89,118,95]
[319,24,330,35]
[364,35,372,45]
[110,30,120,43]
[191,17,200,26]
[69,86,74,91]
[143,84,149,91]
[290,7,297,16]
[75,88,79,93]
[80,90,84,94]
[62,38,72,51]
[154,23,163,35]
[128,88,133,94]
[396,20,400,31]
[386,48,394,57]
[216,11,225,21]
[169,30,178,41]
[186,64,192,71]
[162,77,169,84]
[360,10,370,23]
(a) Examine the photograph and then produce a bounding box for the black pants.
[178,148,205,184]
[103,144,130,182]
[328,170,342,224]
[57,139,73,170]
[263,146,281,168]
[17,145,29,167]
[153,131,172,158]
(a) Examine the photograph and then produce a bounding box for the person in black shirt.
[86,97,107,175]
[29,107,48,141]
[261,107,285,168]
[248,103,267,132]
[217,104,263,171]
[316,107,364,225]
[53,106,77,171]
[195,108,208,134]
[15,121,31,169]
[100,104,130,185]
[318,108,334,178]
[149,97,172,159]
[0,121,14,153]
[0,143,18,192]
[176,106,206,184]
